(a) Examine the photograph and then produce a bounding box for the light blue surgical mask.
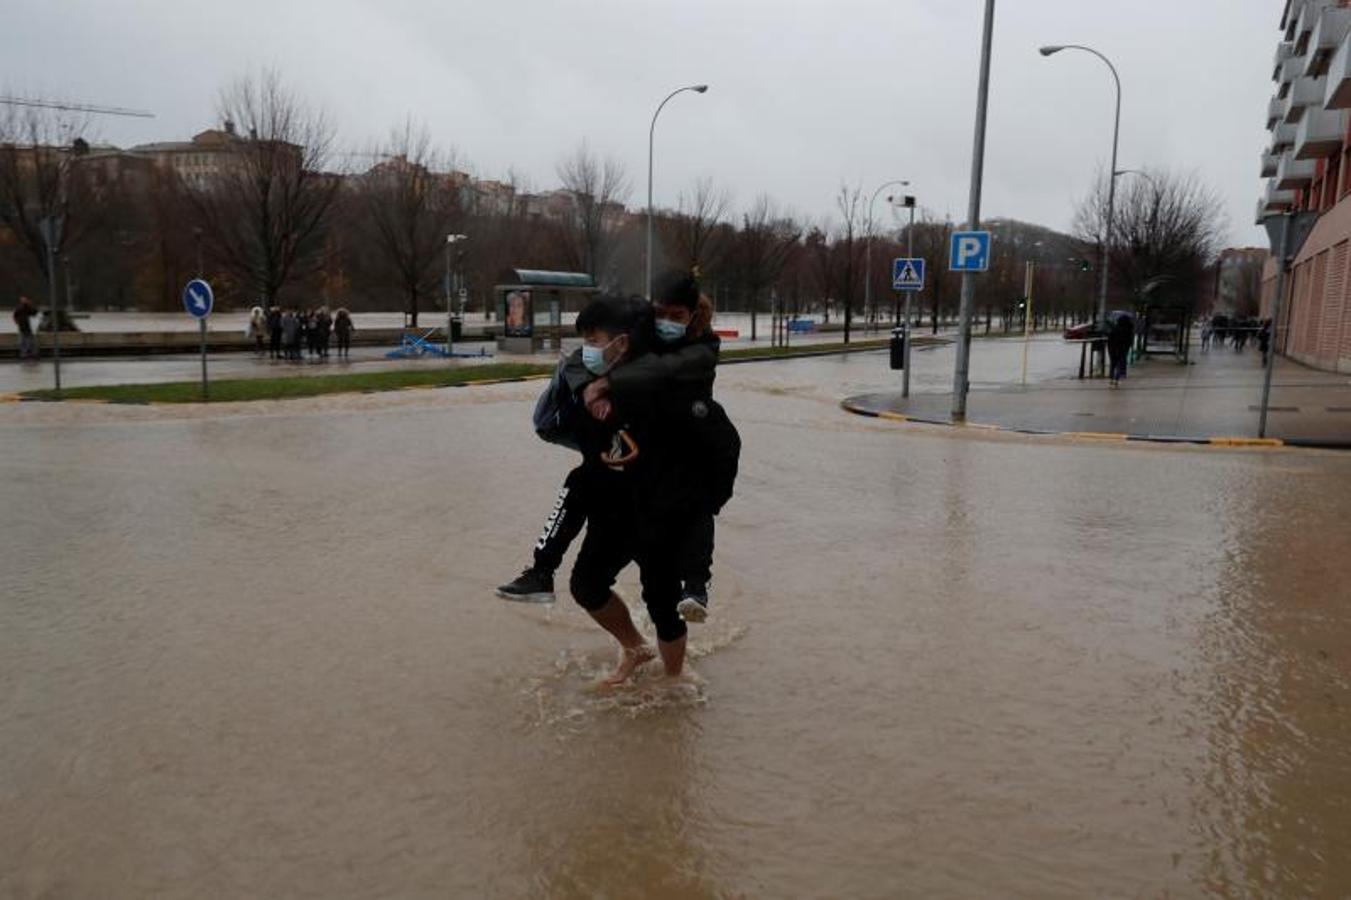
[582,336,619,375]
[655,318,688,343]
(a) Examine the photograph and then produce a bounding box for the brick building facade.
[1260,0,1351,372]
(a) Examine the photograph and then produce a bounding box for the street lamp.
[647,83,708,300]
[1040,43,1121,326]
[446,233,468,352]
[864,179,910,333]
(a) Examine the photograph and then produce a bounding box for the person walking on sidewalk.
[1107,313,1134,387]
[12,296,38,361]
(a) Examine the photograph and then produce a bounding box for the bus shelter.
[1137,302,1193,363]
[495,270,597,354]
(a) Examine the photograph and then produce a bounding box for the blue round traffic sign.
[182,278,214,319]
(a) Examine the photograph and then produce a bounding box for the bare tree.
[1073,168,1226,309]
[0,101,96,283]
[187,69,340,307]
[555,142,631,281]
[662,176,730,275]
[731,194,801,340]
[833,184,866,343]
[353,119,464,326]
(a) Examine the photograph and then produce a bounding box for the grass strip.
[21,362,554,405]
[18,337,944,405]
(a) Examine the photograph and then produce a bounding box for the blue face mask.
[655,318,688,343]
[582,336,619,375]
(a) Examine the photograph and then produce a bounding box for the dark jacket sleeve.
[608,335,719,414]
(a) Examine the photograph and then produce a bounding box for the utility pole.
[952,0,996,420]
[41,217,62,393]
[902,194,917,399]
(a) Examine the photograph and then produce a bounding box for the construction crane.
[0,96,154,118]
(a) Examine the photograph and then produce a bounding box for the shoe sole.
[677,598,708,623]
[496,589,556,604]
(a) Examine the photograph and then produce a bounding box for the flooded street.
[2,354,1350,897]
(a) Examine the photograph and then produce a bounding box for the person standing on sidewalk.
[12,296,38,361]
[1107,313,1134,387]
[267,306,283,360]
[334,308,355,359]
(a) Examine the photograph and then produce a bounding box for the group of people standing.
[249,306,356,362]
[1201,314,1272,363]
[496,271,741,686]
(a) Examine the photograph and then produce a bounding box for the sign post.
[1020,260,1035,385]
[892,253,925,397]
[182,278,213,400]
[951,0,997,421]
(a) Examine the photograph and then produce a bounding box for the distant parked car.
[1064,321,1106,340]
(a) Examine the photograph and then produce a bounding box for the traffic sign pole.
[952,0,996,421]
[182,278,214,400]
[1021,260,1035,386]
[903,200,916,398]
[200,318,208,400]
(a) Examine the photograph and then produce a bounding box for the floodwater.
[2,354,1350,898]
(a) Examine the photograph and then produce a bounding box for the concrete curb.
[841,398,1289,449]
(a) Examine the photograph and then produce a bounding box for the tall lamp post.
[647,83,708,299]
[446,234,468,354]
[1041,43,1121,326]
[864,179,910,331]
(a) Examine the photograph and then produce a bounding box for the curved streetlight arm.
[1042,43,1120,325]
[863,179,913,341]
[647,84,709,299]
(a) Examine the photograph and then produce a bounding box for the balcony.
[1278,57,1306,98]
[1264,179,1297,212]
[1268,95,1285,128]
[1275,41,1295,80]
[1272,121,1299,152]
[1261,151,1280,177]
[1295,1,1337,55]
[1326,30,1351,108]
[1276,154,1317,189]
[1294,106,1345,159]
[1284,1,1304,41]
[1304,6,1351,76]
[1284,76,1327,122]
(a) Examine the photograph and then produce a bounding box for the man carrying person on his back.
[497,271,738,625]
[541,293,738,683]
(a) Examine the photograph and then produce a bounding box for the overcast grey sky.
[5,0,1277,247]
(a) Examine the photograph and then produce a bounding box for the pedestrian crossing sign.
[892,257,925,291]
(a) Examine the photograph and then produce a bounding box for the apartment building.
[1260,0,1351,372]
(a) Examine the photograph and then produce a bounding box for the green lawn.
[21,363,554,405]
[18,337,934,405]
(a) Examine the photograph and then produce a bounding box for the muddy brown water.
[2,354,1350,898]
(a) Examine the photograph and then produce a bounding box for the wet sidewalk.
[845,338,1351,446]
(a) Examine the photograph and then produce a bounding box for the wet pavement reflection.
[1,353,1349,897]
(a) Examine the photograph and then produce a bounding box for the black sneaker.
[677,586,709,623]
[496,568,555,604]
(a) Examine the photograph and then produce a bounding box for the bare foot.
[602,644,655,686]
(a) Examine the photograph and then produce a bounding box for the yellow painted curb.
[877,411,909,422]
[1209,436,1285,447]
[1064,431,1130,441]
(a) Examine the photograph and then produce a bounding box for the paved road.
[4,350,1350,897]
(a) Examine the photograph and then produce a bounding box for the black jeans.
[533,466,592,574]
[680,513,714,589]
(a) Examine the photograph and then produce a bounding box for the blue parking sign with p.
[949,230,991,272]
